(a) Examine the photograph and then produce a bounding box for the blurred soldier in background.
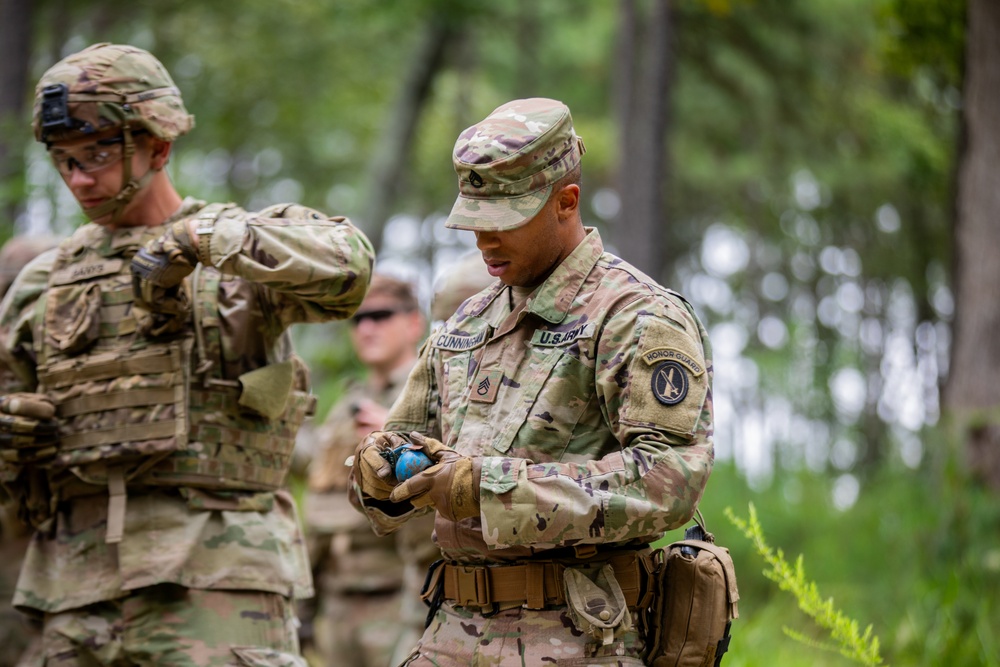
[0,235,58,667]
[429,250,496,326]
[0,42,373,666]
[351,98,714,664]
[301,274,432,666]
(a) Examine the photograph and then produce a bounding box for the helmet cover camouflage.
[444,98,586,232]
[32,43,194,144]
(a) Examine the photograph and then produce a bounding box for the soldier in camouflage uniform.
[0,236,59,667]
[300,274,434,667]
[350,98,714,666]
[429,250,495,326]
[0,43,374,666]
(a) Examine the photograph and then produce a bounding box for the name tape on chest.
[50,258,125,286]
[431,328,490,352]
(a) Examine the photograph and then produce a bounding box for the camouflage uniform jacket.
[0,197,374,613]
[355,228,714,564]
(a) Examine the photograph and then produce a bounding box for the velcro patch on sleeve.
[623,317,709,435]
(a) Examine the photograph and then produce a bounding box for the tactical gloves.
[352,431,481,521]
[131,219,199,290]
[131,220,198,336]
[0,393,59,463]
[351,431,412,500]
[389,432,481,522]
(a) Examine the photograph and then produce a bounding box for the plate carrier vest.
[34,204,314,499]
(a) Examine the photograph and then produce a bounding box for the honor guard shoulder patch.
[641,346,704,376]
[623,316,710,436]
[651,360,688,405]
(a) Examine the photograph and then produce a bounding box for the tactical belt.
[427,549,652,612]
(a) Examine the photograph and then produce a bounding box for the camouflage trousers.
[30,584,305,667]
[398,602,646,667]
[0,533,40,667]
[312,591,413,667]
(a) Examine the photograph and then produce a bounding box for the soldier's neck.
[369,354,417,391]
[105,173,184,229]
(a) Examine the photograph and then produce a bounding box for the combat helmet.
[32,43,194,222]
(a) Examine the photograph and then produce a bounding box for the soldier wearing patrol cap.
[0,43,374,666]
[351,97,715,664]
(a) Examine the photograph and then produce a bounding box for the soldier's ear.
[148,138,173,169]
[555,183,580,220]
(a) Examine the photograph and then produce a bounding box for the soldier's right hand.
[131,220,200,290]
[0,393,59,463]
[130,221,197,334]
[350,431,408,500]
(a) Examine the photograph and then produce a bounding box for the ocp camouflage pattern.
[0,197,374,614]
[445,98,586,231]
[32,42,194,142]
[354,228,714,565]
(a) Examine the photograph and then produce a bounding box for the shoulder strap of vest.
[194,201,240,221]
[191,263,224,383]
[187,202,241,383]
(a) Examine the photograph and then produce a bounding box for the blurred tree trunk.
[513,0,539,99]
[943,0,1000,490]
[613,0,674,284]
[0,0,34,234]
[360,14,456,253]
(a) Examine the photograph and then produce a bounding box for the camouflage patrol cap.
[444,98,586,232]
[33,42,193,144]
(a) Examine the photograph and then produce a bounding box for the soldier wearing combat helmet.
[351,98,714,664]
[0,43,374,665]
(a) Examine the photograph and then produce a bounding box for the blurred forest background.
[1,0,997,665]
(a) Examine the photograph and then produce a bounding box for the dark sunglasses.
[350,308,403,326]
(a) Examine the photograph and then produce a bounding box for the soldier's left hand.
[389,432,481,521]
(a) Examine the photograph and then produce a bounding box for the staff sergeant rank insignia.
[651,360,688,406]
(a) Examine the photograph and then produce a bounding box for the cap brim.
[443,186,551,232]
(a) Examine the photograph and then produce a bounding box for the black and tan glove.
[389,432,481,521]
[131,220,198,335]
[0,393,59,464]
[350,431,410,500]
[131,219,199,291]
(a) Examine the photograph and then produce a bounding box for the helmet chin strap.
[81,127,158,225]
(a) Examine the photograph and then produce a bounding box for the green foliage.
[686,457,1000,667]
[878,0,966,89]
[3,8,990,664]
[726,503,885,666]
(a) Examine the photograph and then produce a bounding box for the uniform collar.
[523,227,604,324]
[460,227,604,329]
[97,196,206,255]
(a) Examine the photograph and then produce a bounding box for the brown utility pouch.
[645,518,739,667]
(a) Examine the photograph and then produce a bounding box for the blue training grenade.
[380,444,434,481]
